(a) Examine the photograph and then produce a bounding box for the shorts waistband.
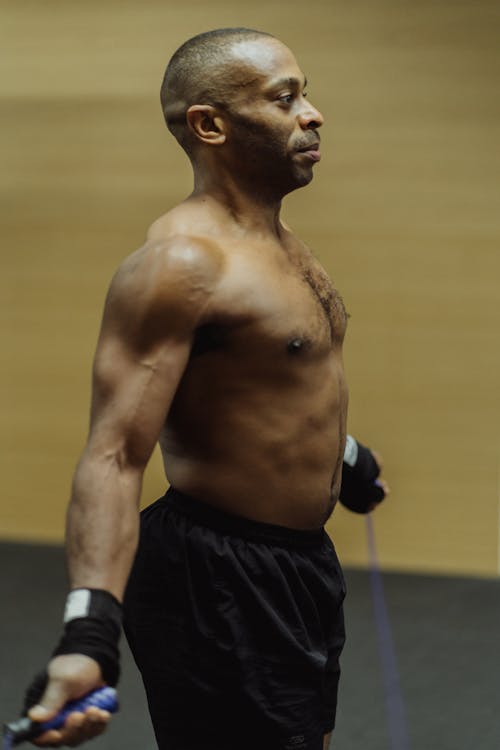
[164,487,327,548]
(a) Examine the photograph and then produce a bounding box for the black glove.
[340,436,386,514]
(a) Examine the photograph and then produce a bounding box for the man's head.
[161,28,324,195]
[161,28,273,145]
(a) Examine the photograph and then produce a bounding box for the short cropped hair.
[160,28,274,154]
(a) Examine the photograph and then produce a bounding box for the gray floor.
[1,541,499,749]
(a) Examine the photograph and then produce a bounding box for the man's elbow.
[77,440,150,482]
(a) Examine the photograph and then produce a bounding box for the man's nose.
[298,100,324,130]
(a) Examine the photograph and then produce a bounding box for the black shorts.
[123,488,346,750]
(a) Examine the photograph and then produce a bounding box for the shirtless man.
[22,28,387,750]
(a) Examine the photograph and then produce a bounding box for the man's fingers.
[29,684,68,748]
[28,676,71,723]
[371,450,390,497]
[33,728,63,747]
[371,450,384,472]
[63,707,110,747]
[32,708,111,748]
[375,478,391,496]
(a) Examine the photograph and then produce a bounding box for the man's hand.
[369,450,390,508]
[340,436,390,514]
[27,655,111,747]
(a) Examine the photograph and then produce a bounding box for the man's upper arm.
[84,237,223,469]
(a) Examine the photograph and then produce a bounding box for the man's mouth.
[296,142,321,161]
[297,141,320,152]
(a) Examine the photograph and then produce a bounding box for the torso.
[152,203,348,529]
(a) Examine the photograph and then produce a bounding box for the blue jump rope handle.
[3,687,118,747]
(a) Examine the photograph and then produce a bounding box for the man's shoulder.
[117,231,224,291]
[104,232,225,330]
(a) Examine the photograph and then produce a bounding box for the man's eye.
[278,91,308,104]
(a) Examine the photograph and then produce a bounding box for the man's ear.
[186,105,226,145]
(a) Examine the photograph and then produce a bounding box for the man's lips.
[296,143,321,162]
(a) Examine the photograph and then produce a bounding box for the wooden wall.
[2,0,499,576]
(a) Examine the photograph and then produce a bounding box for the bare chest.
[201,249,348,357]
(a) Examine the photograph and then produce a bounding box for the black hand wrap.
[52,588,122,686]
[340,436,386,514]
[21,590,122,716]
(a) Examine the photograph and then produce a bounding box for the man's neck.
[191,169,286,239]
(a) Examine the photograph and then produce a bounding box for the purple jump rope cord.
[366,515,411,750]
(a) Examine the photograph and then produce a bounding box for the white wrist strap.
[343,434,359,467]
[63,589,92,623]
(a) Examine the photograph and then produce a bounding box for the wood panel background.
[1,0,499,576]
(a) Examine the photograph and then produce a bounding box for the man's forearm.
[65,453,143,601]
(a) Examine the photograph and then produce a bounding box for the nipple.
[287,338,304,354]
